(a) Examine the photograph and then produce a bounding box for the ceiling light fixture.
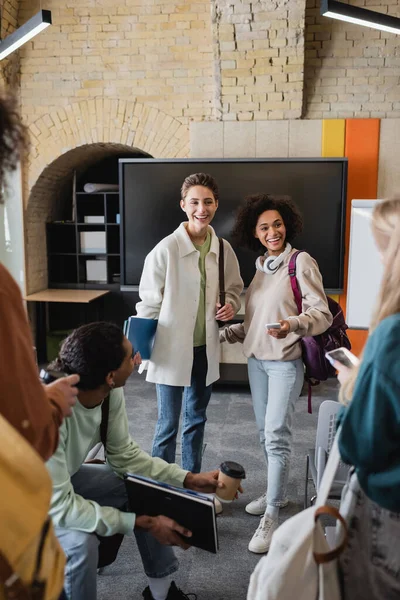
[0,9,52,61]
[321,0,400,35]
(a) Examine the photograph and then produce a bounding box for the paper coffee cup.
[216,461,246,503]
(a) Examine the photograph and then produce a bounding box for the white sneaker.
[248,515,278,553]
[214,497,223,515]
[245,493,289,516]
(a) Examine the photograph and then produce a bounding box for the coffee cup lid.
[220,461,246,479]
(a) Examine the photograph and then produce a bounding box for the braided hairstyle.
[49,322,126,391]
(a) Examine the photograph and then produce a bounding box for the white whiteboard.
[346,200,383,329]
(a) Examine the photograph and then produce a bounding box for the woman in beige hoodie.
[220,193,332,553]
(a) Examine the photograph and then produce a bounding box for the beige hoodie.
[220,248,332,362]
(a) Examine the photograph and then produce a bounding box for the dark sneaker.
[142,582,197,600]
[167,582,197,599]
[142,586,154,600]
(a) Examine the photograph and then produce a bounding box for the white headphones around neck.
[255,243,292,275]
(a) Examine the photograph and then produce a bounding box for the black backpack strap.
[100,394,110,456]
[218,238,225,307]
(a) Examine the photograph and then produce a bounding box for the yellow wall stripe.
[322,119,345,157]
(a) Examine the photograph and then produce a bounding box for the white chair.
[304,400,350,508]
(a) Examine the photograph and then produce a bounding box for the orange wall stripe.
[341,119,380,356]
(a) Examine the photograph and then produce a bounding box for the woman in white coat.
[136,173,243,474]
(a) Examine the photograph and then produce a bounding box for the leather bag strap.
[100,395,110,455]
[313,505,348,563]
[288,250,304,315]
[218,238,225,307]
[315,431,341,507]
[0,552,31,599]
[0,518,51,600]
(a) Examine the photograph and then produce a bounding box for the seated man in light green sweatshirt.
[46,322,222,600]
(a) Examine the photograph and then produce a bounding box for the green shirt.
[338,313,400,512]
[46,388,187,536]
[193,232,211,347]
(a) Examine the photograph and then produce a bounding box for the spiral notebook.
[124,474,219,553]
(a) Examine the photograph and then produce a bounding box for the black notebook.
[124,474,219,553]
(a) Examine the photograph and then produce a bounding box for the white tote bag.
[247,433,348,600]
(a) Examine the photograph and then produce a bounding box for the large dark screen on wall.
[120,159,347,291]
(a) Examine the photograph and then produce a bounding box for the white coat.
[136,223,243,386]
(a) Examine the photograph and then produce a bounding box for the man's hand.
[184,470,222,493]
[185,471,243,500]
[135,515,192,550]
[215,302,235,322]
[267,319,290,339]
[44,374,80,418]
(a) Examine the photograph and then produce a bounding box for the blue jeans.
[339,471,400,600]
[55,464,178,600]
[247,357,304,507]
[152,345,212,473]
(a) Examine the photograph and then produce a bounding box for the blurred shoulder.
[0,262,21,298]
[371,314,400,357]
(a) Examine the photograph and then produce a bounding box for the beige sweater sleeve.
[219,322,245,344]
[286,263,333,336]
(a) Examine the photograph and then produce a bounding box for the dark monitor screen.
[120,158,347,291]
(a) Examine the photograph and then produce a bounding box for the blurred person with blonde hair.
[333,196,400,600]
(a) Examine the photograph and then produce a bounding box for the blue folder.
[124,316,158,360]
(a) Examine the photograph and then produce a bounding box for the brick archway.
[27,97,190,193]
[24,98,190,293]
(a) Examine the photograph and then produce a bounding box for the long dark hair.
[232,193,303,252]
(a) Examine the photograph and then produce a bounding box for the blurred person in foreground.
[0,96,78,456]
[334,197,400,600]
[0,92,78,600]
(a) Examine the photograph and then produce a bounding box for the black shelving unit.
[47,191,121,288]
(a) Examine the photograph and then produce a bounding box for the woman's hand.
[267,319,290,339]
[215,302,234,322]
[333,361,353,386]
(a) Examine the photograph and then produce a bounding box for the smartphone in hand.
[265,323,282,330]
[39,369,67,384]
[325,347,360,369]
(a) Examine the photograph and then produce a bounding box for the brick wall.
[304,0,400,118]
[212,0,305,120]
[18,0,215,124]
[0,0,20,87]
[16,0,400,128]
[8,0,400,292]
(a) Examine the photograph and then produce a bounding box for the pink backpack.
[288,250,351,413]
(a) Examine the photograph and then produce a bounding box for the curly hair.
[232,193,303,252]
[0,92,28,203]
[181,172,219,202]
[48,322,126,391]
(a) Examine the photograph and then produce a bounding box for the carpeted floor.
[97,372,339,600]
